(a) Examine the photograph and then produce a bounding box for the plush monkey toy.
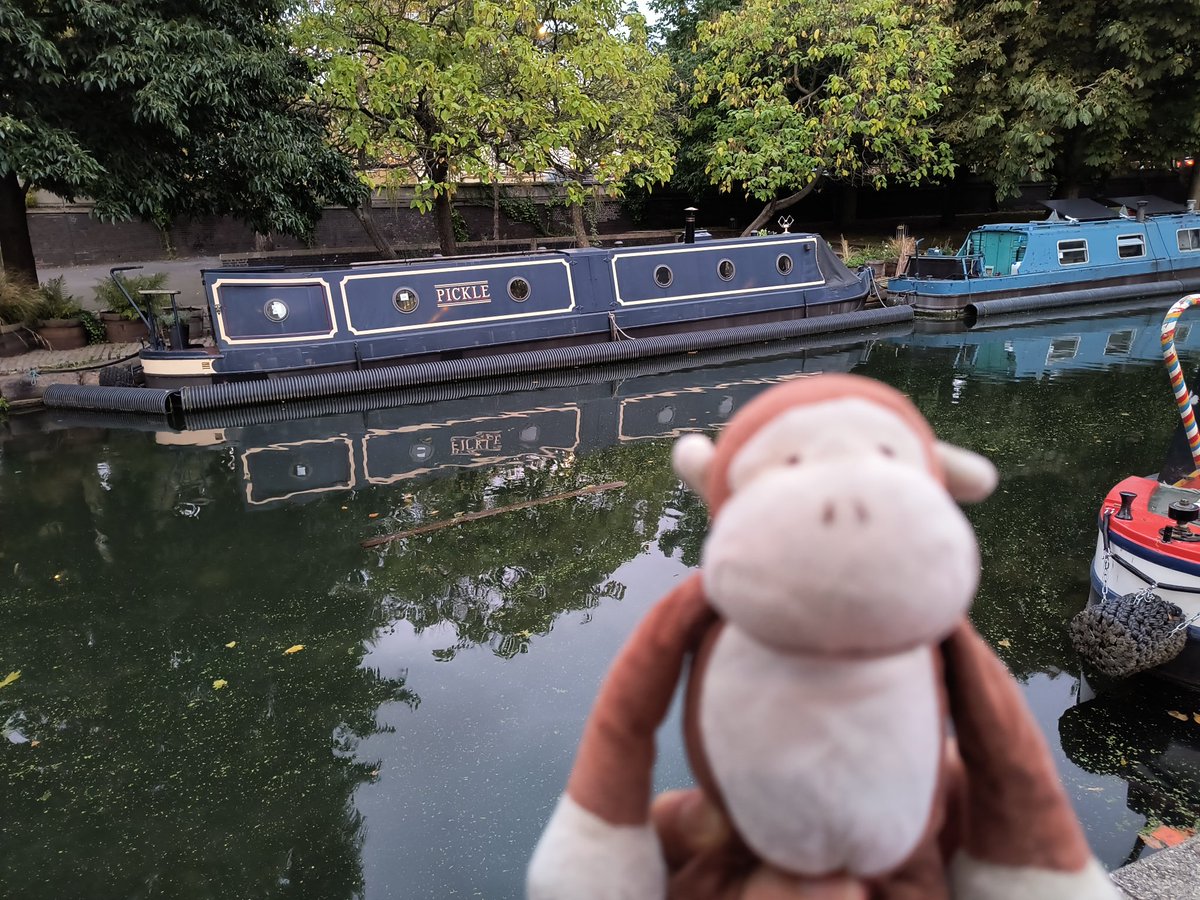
[528,374,1117,900]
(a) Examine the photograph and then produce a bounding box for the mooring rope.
[1162,293,1200,468]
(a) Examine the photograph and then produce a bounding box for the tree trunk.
[570,203,590,247]
[1189,165,1200,205]
[740,175,824,237]
[493,181,501,244]
[0,172,38,284]
[434,191,457,256]
[351,199,398,259]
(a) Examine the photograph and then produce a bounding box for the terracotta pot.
[100,311,150,343]
[35,318,87,350]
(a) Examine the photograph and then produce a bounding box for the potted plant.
[158,310,192,350]
[32,278,87,350]
[94,272,167,343]
[0,275,39,358]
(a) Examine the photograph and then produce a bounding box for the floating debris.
[283,645,305,655]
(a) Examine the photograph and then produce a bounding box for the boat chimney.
[684,207,698,244]
[1189,199,1197,214]
[1137,200,1148,223]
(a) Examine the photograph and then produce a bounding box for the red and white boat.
[1089,294,1200,686]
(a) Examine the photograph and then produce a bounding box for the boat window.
[777,254,793,275]
[507,277,531,302]
[1179,228,1200,251]
[1057,239,1088,266]
[1178,324,1193,344]
[654,265,673,287]
[393,287,420,313]
[263,299,289,323]
[1046,336,1080,363]
[717,259,735,281]
[1104,329,1135,355]
[1116,234,1146,259]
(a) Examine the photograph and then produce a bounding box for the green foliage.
[689,0,957,201]
[944,0,1200,197]
[451,208,470,244]
[77,310,106,345]
[33,277,81,321]
[0,0,363,274]
[0,275,39,325]
[299,0,676,243]
[95,273,168,321]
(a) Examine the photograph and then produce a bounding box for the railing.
[898,255,983,279]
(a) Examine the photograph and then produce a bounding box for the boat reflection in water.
[903,296,1200,379]
[53,325,909,510]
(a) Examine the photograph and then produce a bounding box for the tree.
[514,4,676,246]
[688,0,957,235]
[0,0,364,284]
[300,0,675,254]
[944,0,1200,200]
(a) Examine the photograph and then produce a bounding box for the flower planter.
[0,323,32,358]
[100,311,150,344]
[34,317,87,350]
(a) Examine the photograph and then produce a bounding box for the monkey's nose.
[819,499,870,527]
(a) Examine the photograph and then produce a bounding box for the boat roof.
[1105,195,1188,215]
[1038,199,1118,221]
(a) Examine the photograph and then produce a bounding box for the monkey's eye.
[879,445,895,458]
[785,453,801,466]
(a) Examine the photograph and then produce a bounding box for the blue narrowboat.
[136,229,874,389]
[888,197,1200,318]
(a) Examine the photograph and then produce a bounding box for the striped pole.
[1162,293,1200,469]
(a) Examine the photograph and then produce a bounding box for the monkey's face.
[696,398,980,656]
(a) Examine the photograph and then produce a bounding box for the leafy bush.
[34,277,83,321]
[94,272,168,320]
[78,310,107,344]
[0,275,40,326]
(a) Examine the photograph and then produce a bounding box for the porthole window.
[410,441,434,462]
[263,299,289,323]
[393,286,420,314]
[657,406,675,425]
[654,265,673,288]
[776,254,794,275]
[717,259,735,281]
[508,277,531,302]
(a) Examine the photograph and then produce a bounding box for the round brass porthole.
[717,259,735,281]
[263,299,289,323]
[508,277,531,302]
[654,265,673,288]
[393,287,420,314]
[777,254,793,275]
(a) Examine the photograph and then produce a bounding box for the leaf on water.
[1194,713,1200,724]
[368,512,380,519]
[341,506,348,510]
[997,638,1011,648]
[225,641,237,648]
[0,671,21,690]
[212,679,228,690]
[1168,710,1189,721]
[29,740,40,748]
[284,644,305,655]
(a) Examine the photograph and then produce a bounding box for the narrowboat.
[888,197,1200,318]
[1082,295,1200,687]
[131,227,876,389]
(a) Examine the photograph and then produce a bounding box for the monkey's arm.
[528,573,715,900]
[942,622,1119,900]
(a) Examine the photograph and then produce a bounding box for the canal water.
[4,299,1200,897]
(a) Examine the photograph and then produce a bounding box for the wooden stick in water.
[361,481,628,549]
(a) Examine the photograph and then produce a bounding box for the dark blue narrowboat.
[137,230,874,388]
[888,197,1200,318]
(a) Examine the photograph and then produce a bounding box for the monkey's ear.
[936,441,998,503]
[673,433,716,502]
